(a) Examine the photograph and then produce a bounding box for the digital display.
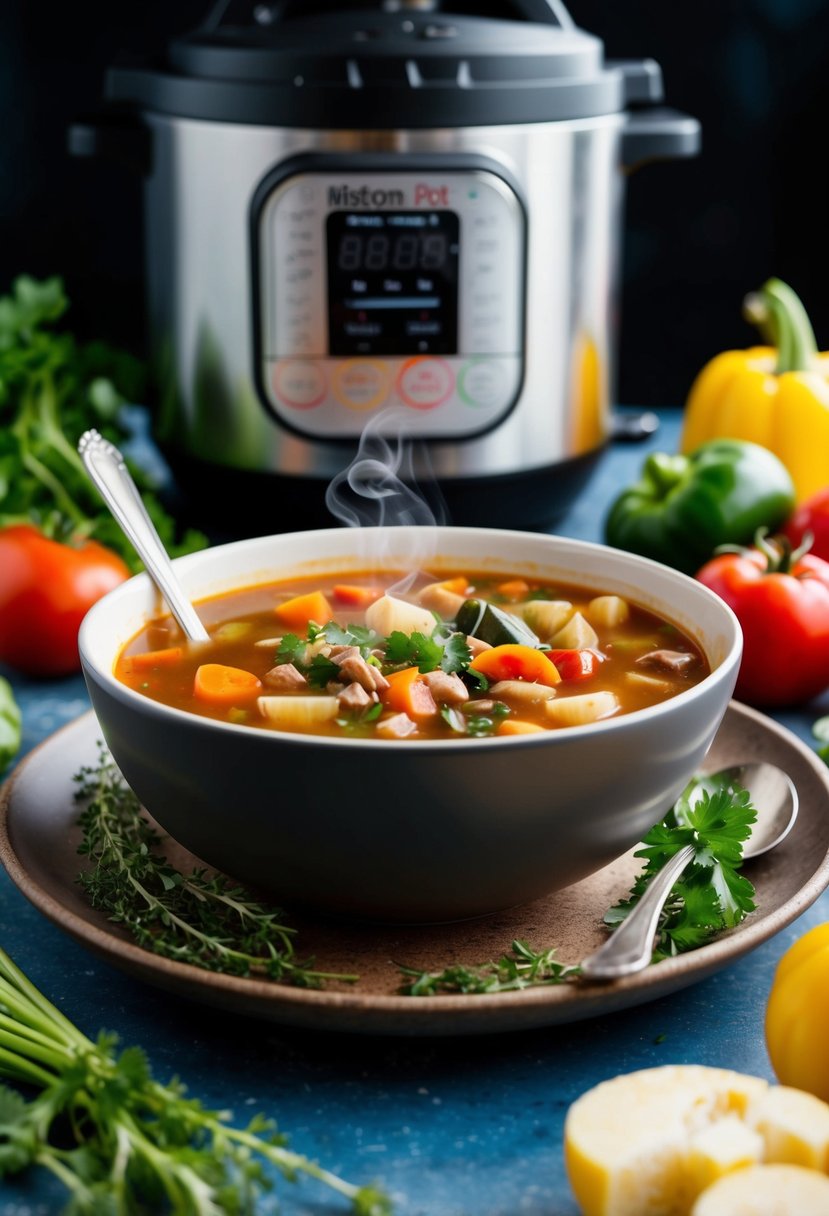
[326,211,459,357]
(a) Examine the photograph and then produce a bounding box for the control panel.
[254,163,525,439]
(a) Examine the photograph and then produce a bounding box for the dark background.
[0,0,827,408]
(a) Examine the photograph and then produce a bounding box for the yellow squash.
[680,278,829,502]
[765,922,829,1102]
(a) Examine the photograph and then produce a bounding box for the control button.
[332,359,390,412]
[397,357,454,411]
[458,359,508,409]
[272,360,327,410]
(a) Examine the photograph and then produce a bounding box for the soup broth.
[115,569,710,740]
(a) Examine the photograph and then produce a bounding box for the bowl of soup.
[79,527,741,922]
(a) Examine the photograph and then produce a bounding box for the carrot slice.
[122,646,183,672]
[274,590,333,631]
[436,577,468,595]
[332,583,382,607]
[497,719,546,736]
[496,578,530,600]
[470,644,561,687]
[382,666,439,721]
[194,663,262,706]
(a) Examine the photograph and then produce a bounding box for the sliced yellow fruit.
[564,1065,829,1216]
[691,1163,829,1215]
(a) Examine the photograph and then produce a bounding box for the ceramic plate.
[2,704,829,1036]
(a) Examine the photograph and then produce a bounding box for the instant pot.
[72,0,700,529]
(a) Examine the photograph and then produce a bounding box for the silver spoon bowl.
[580,761,798,981]
[78,429,210,643]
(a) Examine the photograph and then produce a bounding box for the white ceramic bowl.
[79,527,742,922]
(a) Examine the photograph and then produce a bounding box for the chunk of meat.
[262,662,308,691]
[421,669,469,705]
[337,682,374,712]
[376,712,417,740]
[338,653,390,693]
[636,649,697,674]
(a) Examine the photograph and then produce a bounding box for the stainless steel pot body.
[144,114,624,482]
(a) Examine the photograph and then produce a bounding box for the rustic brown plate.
[2,704,829,1036]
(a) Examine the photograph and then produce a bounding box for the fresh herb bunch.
[0,274,205,571]
[399,940,580,995]
[604,775,757,959]
[75,750,355,987]
[0,945,391,1215]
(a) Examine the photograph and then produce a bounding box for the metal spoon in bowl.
[580,761,798,981]
[78,429,210,643]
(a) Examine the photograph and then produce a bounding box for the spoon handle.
[579,843,697,981]
[78,429,210,643]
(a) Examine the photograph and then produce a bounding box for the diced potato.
[212,620,253,642]
[544,690,618,726]
[489,679,558,705]
[418,583,467,619]
[257,696,339,728]
[365,594,436,638]
[624,671,670,692]
[586,595,630,629]
[521,599,574,640]
[549,611,599,650]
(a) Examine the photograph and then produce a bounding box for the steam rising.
[325,407,446,577]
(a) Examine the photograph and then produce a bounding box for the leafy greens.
[0,945,390,1215]
[0,274,205,571]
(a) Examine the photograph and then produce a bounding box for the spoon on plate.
[579,761,798,981]
[78,429,210,643]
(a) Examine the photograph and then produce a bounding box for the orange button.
[397,357,454,411]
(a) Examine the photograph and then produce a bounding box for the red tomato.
[696,539,829,707]
[783,488,829,563]
[0,526,130,676]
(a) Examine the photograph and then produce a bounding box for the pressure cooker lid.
[106,0,665,129]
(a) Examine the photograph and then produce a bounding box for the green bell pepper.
[604,438,796,575]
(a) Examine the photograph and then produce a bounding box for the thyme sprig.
[0,945,390,1214]
[399,940,580,995]
[75,750,355,987]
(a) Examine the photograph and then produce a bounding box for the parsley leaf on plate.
[605,777,757,959]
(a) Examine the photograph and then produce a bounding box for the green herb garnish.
[401,776,757,993]
[399,939,580,995]
[604,776,757,958]
[75,750,354,987]
[384,627,470,675]
[0,274,206,571]
[0,945,390,1215]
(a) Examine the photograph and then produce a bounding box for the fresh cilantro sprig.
[383,627,471,674]
[604,776,757,959]
[0,945,391,1215]
[399,940,580,995]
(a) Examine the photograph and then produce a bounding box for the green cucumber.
[455,598,541,648]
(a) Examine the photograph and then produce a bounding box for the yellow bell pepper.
[765,922,829,1103]
[680,278,829,502]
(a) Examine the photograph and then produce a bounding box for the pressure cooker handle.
[504,0,574,27]
[68,113,152,176]
[621,107,701,170]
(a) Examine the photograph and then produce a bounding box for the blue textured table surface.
[2,410,827,1216]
